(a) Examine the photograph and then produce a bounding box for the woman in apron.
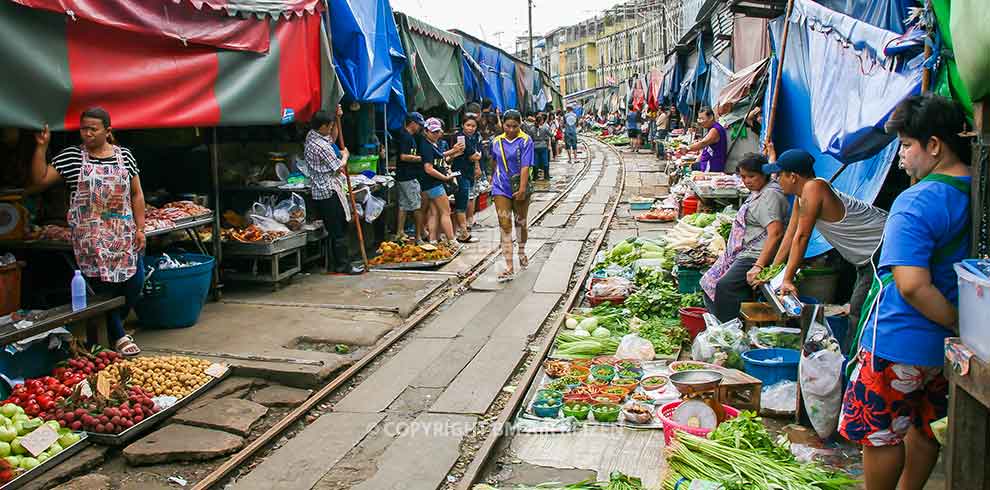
[30,108,145,356]
[700,153,789,322]
[838,95,972,490]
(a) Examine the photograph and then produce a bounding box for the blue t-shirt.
[861,176,971,366]
[396,130,423,182]
[626,111,639,130]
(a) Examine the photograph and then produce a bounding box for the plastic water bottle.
[71,270,87,312]
[781,294,803,317]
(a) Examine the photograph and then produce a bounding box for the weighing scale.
[669,370,726,429]
[0,196,27,241]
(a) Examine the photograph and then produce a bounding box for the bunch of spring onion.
[663,432,859,490]
[553,333,622,359]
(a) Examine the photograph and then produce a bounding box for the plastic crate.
[956,260,990,361]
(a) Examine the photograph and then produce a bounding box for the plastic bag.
[799,307,845,439]
[616,334,656,361]
[749,327,803,349]
[691,317,746,369]
[762,380,797,413]
[591,277,635,298]
[363,194,385,223]
[250,214,290,233]
[272,193,306,230]
[250,202,272,218]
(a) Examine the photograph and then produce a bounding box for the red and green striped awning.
[0,0,340,130]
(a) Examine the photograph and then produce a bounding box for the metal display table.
[222,232,306,290]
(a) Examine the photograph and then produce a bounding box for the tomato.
[26,379,42,391]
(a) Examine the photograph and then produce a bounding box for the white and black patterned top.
[52,146,139,196]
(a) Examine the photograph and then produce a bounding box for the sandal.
[497,269,515,283]
[457,235,479,244]
[115,335,141,357]
[518,253,529,269]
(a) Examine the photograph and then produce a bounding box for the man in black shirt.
[396,112,426,241]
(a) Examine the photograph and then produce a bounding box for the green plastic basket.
[347,155,379,175]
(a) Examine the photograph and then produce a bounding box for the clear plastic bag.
[799,307,845,439]
[272,193,306,230]
[250,202,272,218]
[362,194,385,223]
[691,318,746,369]
[762,380,797,413]
[590,277,634,297]
[615,333,656,361]
[749,327,803,349]
[250,214,290,233]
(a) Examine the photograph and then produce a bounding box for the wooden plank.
[230,412,385,490]
[353,413,477,490]
[533,241,583,294]
[493,293,562,339]
[416,293,496,338]
[334,338,451,413]
[0,297,124,345]
[945,381,990,490]
[430,337,529,414]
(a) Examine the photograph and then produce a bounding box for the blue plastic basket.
[741,348,800,386]
[135,253,215,329]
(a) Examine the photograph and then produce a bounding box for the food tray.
[634,216,674,223]
[369,245,462,270]
[1,434,89,490]
[223,231,306,256]
[83,369,229,446]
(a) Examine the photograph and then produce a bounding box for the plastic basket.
[0,341,69,380]
[658,400,740,446]
[347,155,379,175]
[741,348,800,386]
[677,268,703,294]
[135,254,215,329]
[679,307,707,341]
[585,291,627,307]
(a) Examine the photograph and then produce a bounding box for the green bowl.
[591,402,621,422]
[562,402,591,420]
[590,364,616,382]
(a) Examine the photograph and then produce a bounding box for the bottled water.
[71,270,87,311]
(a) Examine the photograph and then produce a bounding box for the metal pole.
[764,0,796,146]
[528,0,534,67]
[210,128,222,300]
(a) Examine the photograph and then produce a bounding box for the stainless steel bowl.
[669,370,723,396]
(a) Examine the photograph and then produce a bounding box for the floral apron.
[68,146,138,283]
[700,183,779,301]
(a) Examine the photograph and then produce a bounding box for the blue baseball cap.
[406,112,426,126]
[763,149,815,175]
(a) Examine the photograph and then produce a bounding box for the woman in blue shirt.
[839,95,972,490]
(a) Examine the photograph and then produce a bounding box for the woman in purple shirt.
[688,106,727,173]
[491,110,533,282]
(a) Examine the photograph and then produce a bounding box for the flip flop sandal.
[496,270,515,283]
[115,335,142,357]
[518,254,529,269]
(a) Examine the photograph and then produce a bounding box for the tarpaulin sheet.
[182,0,322,18]
[396,13,465,111]
[515,61,534,112]
[708,58,732,110]
[648,69,663,112]
[460,38,507,110]
[767,0,922,258]
[936,0,978,114]
[328,0,404,104]
[661,55,682,105]
[716,58,769,117]
[733,16,770,71]
[11,0,273,53]
[631,77,646,112]
[814,0,915,34]
[499,53,520,110]
[0,0,327,130]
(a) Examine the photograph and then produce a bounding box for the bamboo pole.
[764,0,796,146]
[921,43,932,93]
[337,106,369,271]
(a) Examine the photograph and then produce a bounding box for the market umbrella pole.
[337,121,369,272]
[764,0,796,147]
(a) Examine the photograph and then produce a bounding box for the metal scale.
[669,370,727,428]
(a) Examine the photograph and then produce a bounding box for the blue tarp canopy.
[499,52,520,110]
[461,37,507,110]
[815,0,916,33]
[766,0,923,258]
[662,54,683,106]
[326,0,407,128]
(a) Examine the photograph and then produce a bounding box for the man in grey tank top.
[763,148,887,343]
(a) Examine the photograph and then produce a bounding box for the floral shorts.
[838,349,947,447]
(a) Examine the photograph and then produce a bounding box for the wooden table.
[0,296,124,346]
[944,337,990,489]
[740,302,784,330]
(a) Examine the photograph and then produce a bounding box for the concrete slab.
[551,202,579,215]
[526,227,558,239]
[410,337,488,388]
[230,412,385,490]
[470,240,546,291]
[430,336,528,414]
[538,214,569,228]
[533,241,583,294]
[416,292,496,338]
[334,338,451,413]
[173,398,268,436]
[530,192,558,202]
[123,424,244,466]
[439,228,500,275]
[20,446,108,490]
[558,227,591,242]
[50,475,110,490]
[579,203,607,215]
[607,229,638,248]
[587,192,611,204]
[352,413,477,490]
[136,303,400,386]
[493,293,562,339]
[498,463,598,487]
[575,215,602,229]
[222,271,451,318]
[250,385,312,407]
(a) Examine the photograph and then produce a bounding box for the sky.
[389,0,625,52]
